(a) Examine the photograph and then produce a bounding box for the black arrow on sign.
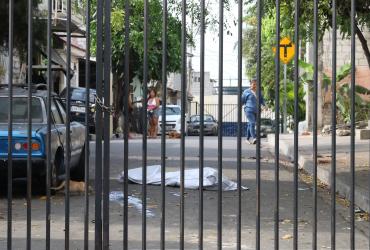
[279,42,293,58]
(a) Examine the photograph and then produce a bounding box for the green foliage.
[244,0,370,125]
[90,0,182,82]
[253,0,370,67]
[336,84,370,123]
[243,5,306,122]
[280,79,306,122]
[336,63,351,82]
[0,64,5,78]
[0,0,46,61]
[89,0,234,83]
[300,61,352,89]
[87,0,235,129]
[298,61,370,123]
[299,59,331,91]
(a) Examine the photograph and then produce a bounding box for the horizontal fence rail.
[2,0,367,249]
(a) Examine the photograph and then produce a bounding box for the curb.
[267,134,370,213]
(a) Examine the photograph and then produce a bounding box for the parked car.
[0,85,86,188]
[157,105,183,134]
[60,87,96,133]
[187,114,218,136]
[260,118,275,137]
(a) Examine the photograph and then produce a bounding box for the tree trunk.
[306,86,313,130]
[112,73,121,133]
[317,39,324,128]
[306,41,315,130]
[355,24,370,69]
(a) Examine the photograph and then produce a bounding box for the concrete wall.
[322,28,370,70]
[0,51,25,85]
[322,28,370,91]
[190,71,213,96]
[321,28,370,125]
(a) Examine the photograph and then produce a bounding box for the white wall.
[167,73,182,91]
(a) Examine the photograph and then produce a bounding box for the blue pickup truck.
[0,85,86,188]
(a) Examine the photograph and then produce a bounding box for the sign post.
[273,37,295,133]
[283,64,287,133]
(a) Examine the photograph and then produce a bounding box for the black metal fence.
[2,0,364,250]
[189,102,275,136]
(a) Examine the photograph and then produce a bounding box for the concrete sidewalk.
[267,133,370,212]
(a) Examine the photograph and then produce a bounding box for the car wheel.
[71,145,85,181]
[212,127,218,136]
[51,155,64,189]
[89,126,96,134]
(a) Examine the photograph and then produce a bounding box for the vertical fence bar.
[142,0,149,248]
[27,0,33,248]
[7,0,14,249]
[331,0,337,249]
[293,0,300,249]
[312,0,318,248]
[256,0,262,248]
[95,0,104,247]
[199,0,205,248]
[274,0,280,249]
[217,0,224,248]
[65,0,72,248]
[103,0,112,247]
[161,0,167,248]
[123,0,130,248]
[84,0,91,249]
[237,0,243,248]
[46,0,52,248]
[350,0,356,249]
[180,0,186,248]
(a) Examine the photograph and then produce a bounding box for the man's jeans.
[245,111,256,139]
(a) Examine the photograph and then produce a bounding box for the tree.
[0,0,45,61]
[243,5,306,122]
[89,0,183,130]
[88,0,234,130]
[252,0,370,69]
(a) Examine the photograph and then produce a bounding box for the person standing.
[147,88,160,138]
[115,86,134,139]
[241,78,265,144]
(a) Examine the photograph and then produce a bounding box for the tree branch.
[355,24,370,69]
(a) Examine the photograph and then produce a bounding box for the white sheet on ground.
[118,165,248,191]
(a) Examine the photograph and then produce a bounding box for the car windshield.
[191,115,214,122]
[159,106,181,116]
[61,89,96,103]
[261,119,273,126]
[0,97,44,123]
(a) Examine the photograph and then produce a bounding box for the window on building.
[193,77,200,83]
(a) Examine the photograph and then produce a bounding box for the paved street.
[268,133,370,213]
[1,136,369,249]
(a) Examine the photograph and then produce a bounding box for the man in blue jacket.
[241,78,265,144]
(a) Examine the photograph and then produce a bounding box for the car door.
[50,98,67,164]
[54,98,85,166]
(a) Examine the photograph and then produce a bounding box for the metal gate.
[2,0,368,249]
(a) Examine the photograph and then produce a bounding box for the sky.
[191,1,249,87]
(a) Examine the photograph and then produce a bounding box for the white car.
[158,105,187,134]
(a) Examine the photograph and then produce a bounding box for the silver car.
[187,114,218,136]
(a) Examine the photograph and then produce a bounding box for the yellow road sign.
[272,37,295,64]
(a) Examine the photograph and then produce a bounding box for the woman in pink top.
[147,88,160,138]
